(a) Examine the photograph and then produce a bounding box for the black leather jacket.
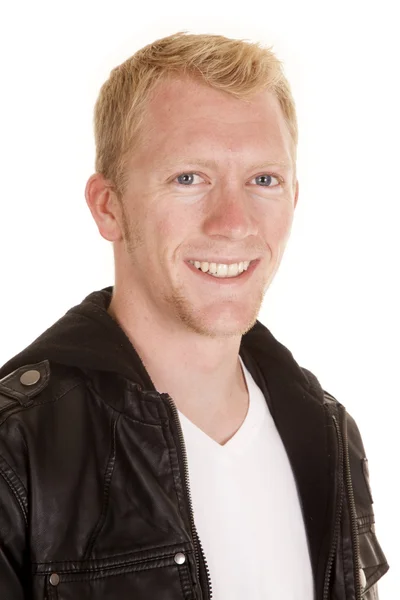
[0,288,389,599]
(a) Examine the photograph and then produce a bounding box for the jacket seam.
[32,541,193,567]
[29,381,83,407]
[31,542,192,575]
[358,514,374,534]
[176,556,190,599]
[159,420,186,521]
[0,456,28,525]
[364,563,390,595]
[34,563,177,582]
[314,401,336,582]
[84,378,162,428]
[358,514,374,526]
[0,381,83,427]
[83,413,119,559]
[339,515,347,594]
[176,554,185,595]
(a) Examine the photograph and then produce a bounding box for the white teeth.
[217,264,229,277]
[228,264,239,277]
[189,260,251,278]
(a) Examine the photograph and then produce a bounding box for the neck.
[107,288,247,416]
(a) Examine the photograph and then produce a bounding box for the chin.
[181,303,259,338]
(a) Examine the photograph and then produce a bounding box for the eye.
[175,173,205,185]
[251,174,280,187]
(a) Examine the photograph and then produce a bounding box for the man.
[0,32,389,599]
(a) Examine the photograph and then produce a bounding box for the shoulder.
[0,360,100,515]
[0,360,84,425]
[0,360,87,478]
[0,360,84,521]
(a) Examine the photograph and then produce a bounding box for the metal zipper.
[323,413,344,600]
[323,401,362,600]
[162,393,213,600]
[341,406,362,600]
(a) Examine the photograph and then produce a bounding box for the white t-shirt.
[177,356,314,600]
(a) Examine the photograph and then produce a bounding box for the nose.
[202,183,258,241]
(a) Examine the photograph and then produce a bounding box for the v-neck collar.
[177,356,267,458]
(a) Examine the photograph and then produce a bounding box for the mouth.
[185,259,260,285]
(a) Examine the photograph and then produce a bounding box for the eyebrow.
[159,157,292,171]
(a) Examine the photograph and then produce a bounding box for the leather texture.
[0,287,389,599]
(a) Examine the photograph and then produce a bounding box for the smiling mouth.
[186,259,260,282]
[187,259,254,278]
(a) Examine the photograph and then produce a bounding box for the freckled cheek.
[156,216,172,238]
[262,210,294,248]
[153,215,187,263]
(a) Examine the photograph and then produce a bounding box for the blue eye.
[253,174,279,187]
[176,173,204,185]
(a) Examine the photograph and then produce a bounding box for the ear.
[293,179,299,209]
[85,173,123,242]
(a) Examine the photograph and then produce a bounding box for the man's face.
[116,76,298,339]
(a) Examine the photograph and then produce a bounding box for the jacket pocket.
[40,544,197,600]
[345,412,389,596]
[358,514,389,598]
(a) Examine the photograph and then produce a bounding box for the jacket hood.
[0,286,317,398]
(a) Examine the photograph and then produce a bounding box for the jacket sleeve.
[346,412,389,598]
[0,458,27,598]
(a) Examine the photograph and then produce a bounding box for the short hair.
[94,31,298,195]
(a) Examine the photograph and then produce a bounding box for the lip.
[186,258,257,265]
[185,259,260,285]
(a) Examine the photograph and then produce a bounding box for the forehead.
[136,76,293,165]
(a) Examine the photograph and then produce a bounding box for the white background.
[0,1,398,596]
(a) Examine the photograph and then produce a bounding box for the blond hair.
[94,31,298,194]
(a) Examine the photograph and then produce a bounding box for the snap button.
[174,552,186,565]
[20,370,41,386]
[359,567,366,590]
[49,573,60,586]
